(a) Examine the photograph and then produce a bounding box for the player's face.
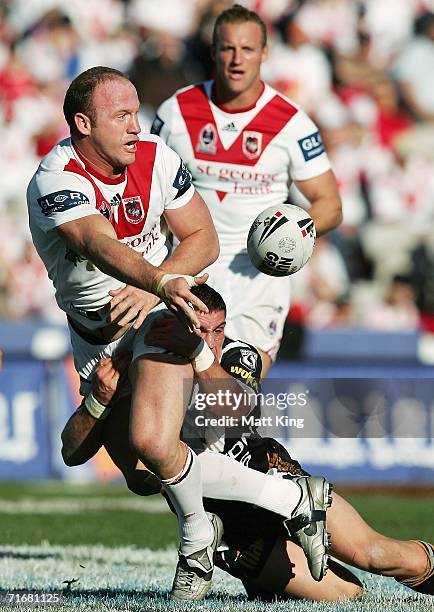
[87,79,141,176]
[213,21,268,102]
[196,309,226,361]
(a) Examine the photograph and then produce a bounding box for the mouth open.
[228,69,245,80]
[124,140,138,152]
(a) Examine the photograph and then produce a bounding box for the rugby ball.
[247,204,316,277]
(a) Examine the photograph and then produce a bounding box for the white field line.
[0,544,430,612]
[0,497,169,514]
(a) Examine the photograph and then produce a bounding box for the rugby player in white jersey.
[61,285,434,601]
[26,66,225,600]
[151,4,342,376]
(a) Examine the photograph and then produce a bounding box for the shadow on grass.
[0,549,60,560]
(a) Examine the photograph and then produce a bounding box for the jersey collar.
[72,142,127,185]
[211,81,265,114]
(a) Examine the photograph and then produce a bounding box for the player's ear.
[261,43,269,63]
[74,112,92,136]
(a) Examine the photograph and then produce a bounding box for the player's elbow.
[61,435,88,467]
[207,232,220,266]
[329,203,343,231]
[61,445,81,467]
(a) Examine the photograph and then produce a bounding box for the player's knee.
[129,430,171,468]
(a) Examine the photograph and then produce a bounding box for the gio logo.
[298,131,324,161]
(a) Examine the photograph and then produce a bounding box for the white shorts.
[68,303,185,396]
[206,251,291,360]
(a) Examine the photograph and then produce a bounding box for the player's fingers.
[132,308,148,330]
[175,298,201,329]
[108,287,126,297]
[108,298,135,322]
[186,291,208,314]
[117,306,140,327]
[193,273,208,286]
[96,357,114,374]
[108,287,132,308]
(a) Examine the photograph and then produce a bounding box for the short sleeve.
[286,109,331,182]
[220,341,262,393]
[27,172,99,233]
[157,139,195,211]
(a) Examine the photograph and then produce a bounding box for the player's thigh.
[250,539,362,601]
[129,357,193,445]
[128,306,194,445]
[102,397,160,496]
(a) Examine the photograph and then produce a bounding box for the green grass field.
[0,481,433,611]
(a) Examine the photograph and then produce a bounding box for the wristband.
[190,338,215,372]
[152,273,197,297]
[84,392,112,420]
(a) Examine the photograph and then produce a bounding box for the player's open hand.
[108,285,158,330]
[155,273,209,330]
[146,313,201,356]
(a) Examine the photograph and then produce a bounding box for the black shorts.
[205,438,309,580]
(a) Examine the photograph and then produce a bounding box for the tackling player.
[61,285,433,601]
[151,4,343,376]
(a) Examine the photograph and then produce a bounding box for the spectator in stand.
[0,0,433,333]
[395,12,434,123]
[358,0,416,66]
[129,29,204,127]
[4,239,58,320]
[262,8,332,115]
[290,237,352,330]
[360,274,420,332]
[368,76,413,149]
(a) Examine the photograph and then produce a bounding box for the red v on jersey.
[63,141,157,240]
[177,84,298,166]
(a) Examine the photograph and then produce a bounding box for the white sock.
[198,450,302,518]
[162,446,213,555]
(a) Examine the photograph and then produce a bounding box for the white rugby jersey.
[152,81,331,259]
[27,136,194,328]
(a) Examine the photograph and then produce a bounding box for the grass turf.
[0,482,433,611]
[0,481,433,547]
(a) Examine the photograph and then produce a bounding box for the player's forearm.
[61,405,104,466]
[163,229,219,275]
[195,365,255,417]
[296,170,343,236]
[83,233,161,293]
[309,195,343,236]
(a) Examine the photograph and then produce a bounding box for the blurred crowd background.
[1,0,434,339]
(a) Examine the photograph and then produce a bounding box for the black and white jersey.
[182,337,262,454]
